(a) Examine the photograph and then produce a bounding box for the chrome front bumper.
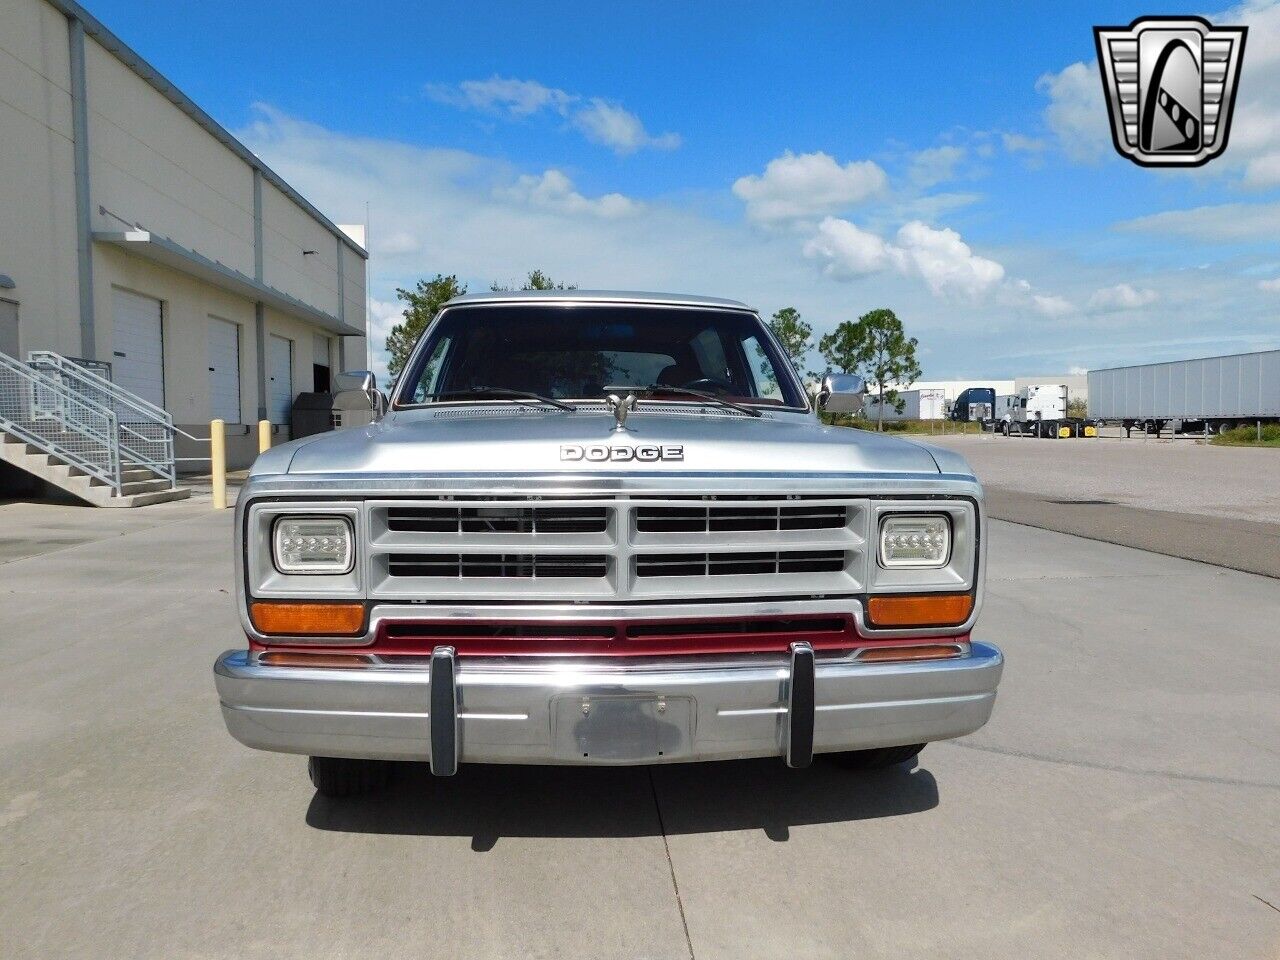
[214,643,1003,768]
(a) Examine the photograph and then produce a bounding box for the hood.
[256,406,950,477]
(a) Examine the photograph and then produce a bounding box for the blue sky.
[89,1,1280,380]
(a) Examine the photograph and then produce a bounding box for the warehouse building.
[0,0,368,471]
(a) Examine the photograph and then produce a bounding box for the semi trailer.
[866,387,947,422]
[1088,349,1280,435]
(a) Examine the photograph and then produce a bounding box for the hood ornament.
[606,392,637,431]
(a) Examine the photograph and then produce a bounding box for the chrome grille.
[635,550,847,577]
[387,553,608,578]
[367,495,868,602]
[386,505,608,534]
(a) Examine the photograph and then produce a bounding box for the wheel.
[308,756,391,797]
[827,743,925,771]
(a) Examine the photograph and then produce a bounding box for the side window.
[410,336,451,402]
[738,334,784,401]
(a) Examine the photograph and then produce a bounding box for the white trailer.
[1088,349,1280,435]
[866,388,947,422]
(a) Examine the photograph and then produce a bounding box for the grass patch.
[849,419,984,435]
[1210,423,1280,447]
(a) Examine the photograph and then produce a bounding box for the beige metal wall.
[0,0,368,451]
[0,0,80,357]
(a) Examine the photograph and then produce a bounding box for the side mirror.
[337,370,387,419]
[816,372,866,414]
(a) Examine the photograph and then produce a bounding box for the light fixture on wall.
[302,250,318,257]
[0,275,14,290]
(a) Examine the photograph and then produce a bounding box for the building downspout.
[336,237,347,371]
[253,168,268,421]
[68,16,96,358]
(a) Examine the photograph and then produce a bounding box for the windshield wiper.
[605,384,763,418]
[426,386,578,412]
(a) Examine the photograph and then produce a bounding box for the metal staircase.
[0,349,190,507]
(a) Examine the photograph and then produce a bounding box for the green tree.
[490,269,577,292]
[384,274,467,379]
[767,307,814,381]
[818,308,921,431]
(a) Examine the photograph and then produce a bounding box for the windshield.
[394,304,808,410]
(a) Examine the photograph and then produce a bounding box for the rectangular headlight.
[272,516,354,574]
[879,514,951,568]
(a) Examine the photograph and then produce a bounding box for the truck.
[213,291,1003,796]
[865,387,947,422]
[998,383,1096,438]
[1088,349,1280,436]
[949,386,995,423]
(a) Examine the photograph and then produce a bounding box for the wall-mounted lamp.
[0,275,14,290]
[302,250,318,256]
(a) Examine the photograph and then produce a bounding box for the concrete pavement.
[1,501,1277,959]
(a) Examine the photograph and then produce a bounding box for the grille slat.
[387,506,608,535]
[634,550,846,578]
[635,504,846,533]
[387,553,608,579]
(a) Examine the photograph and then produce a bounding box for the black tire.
[308,756,391,797]
[827,743,925,771]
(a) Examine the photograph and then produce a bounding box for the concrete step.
[120,477,172,496]
[102,486,192,508]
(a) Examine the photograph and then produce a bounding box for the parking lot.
[2,495,1277,960]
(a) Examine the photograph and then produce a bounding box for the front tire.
[308,756,391,797]
[828,743,925,771]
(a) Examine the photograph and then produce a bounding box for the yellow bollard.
[258,419,271,454]
[210,418,227,510]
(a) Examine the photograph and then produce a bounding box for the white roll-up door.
[206,317,241,423]
[111,288,165,408]
[268,334,293,424]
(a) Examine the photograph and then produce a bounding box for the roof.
[444,290,754,310]
[49,0,368,260]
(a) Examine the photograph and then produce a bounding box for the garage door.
[268,334,293,424]
[111,288,165,408]
[207,317,241,423]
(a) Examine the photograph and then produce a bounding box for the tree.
[385,274,467,379]
[767,307,814,381]
[490,269,577,292]
[818,308,921,431]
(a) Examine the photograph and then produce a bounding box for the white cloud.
[1036,61,1111,162]
[426,76,678,154]
[1088,283,1158,310]
[1115,202,1280,242]
[1032,294,1075,317]
[377,231,420,255]
[732,151,887,223]
[427,76,573,116]
[498,169,638,218]
[1002,133,1047,155]
[894,221,1006,297]
[802,217,898,277]
[909,146,965,187]
[803,217,1005,299]
[1259,277,1280,291]
[571,99,680,154]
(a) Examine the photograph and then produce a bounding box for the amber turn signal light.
[250,601,365,636]
[866,593,973,628]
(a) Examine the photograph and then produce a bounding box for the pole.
[210,419,226,510]
[258,419,272,454]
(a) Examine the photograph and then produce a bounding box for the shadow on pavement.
[305,756,938,847]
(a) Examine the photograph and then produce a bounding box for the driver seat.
[656,362,701,387]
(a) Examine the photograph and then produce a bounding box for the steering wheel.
[680,377,734,394]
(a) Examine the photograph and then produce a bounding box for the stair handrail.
[27,351,172,426]
[0,351,123,491]
[26,350,176,487]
